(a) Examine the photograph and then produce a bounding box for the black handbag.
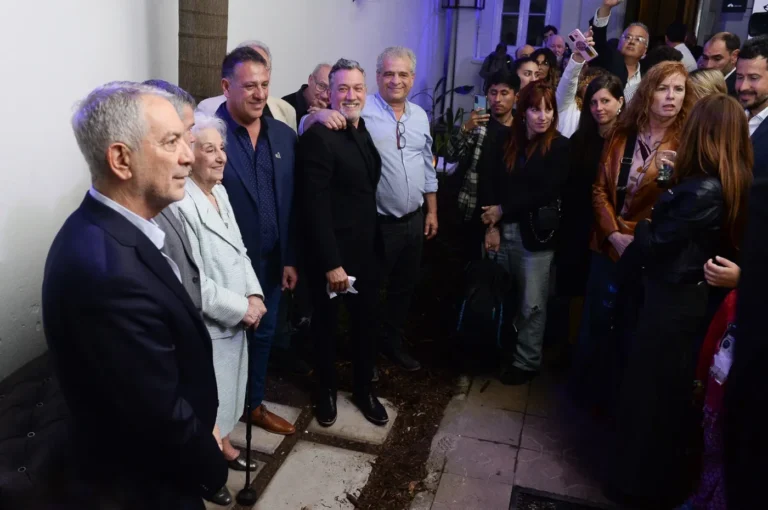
[528,198,562,244]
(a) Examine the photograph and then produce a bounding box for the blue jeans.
[492,223,554,371]
[248,249,282,408]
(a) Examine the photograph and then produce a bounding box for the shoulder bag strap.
[615,131,638,216]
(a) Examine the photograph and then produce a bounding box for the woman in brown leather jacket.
[570,61,695,411]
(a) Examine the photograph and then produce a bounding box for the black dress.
[608,176,725,505]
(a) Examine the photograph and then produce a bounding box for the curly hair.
[614,61,694,145]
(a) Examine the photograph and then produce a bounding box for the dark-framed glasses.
[396,121,407,150]
[314,81,329,93]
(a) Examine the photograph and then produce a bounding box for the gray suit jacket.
[155,208,203,312]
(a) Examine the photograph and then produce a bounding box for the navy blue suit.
[42,194,226,509]
[751,118,768,182]
[216,103,298,407]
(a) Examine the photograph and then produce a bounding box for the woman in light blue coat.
[172,115,266,473]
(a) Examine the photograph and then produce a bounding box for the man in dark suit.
[699,32,741,97]
[725,35,768,509]
[42,82,227,509]
[215,47,298,435]
[590,0,649,103]
[300,59,388,427]
[143,80,205,313]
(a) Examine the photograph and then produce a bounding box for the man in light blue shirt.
[301,46,438,372]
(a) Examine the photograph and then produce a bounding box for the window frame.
[492,0,556,52]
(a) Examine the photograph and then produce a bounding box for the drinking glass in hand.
[656,150,676,187]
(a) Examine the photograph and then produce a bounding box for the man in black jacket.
[42,82,227,509]
[699,32,741,97]
[590,0,649,103]
[300,59,388,428]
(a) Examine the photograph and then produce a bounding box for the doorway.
[624,0,701,47]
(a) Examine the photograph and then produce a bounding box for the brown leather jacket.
[590,130,676,261]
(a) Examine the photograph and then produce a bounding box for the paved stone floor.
[204,397,398,510]
[414,372,615,510]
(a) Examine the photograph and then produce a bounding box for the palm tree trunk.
[178,0,228,103]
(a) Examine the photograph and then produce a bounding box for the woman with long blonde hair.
[607,94,752,507]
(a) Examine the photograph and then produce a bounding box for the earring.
[617,107,622,115]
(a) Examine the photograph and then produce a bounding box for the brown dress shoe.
[248,404,296,435]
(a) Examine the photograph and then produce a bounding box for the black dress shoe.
[499,365,537,386]
[227,455,259,472]
[352,391,389,426]
[385,345,421,371]
[313,388,337,427]
[205,486,232,506]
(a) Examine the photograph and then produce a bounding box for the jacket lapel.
[350,119,381,186]
[265,118,287,215]
[83,195,208,338]
[186,180,241,252]
[159,208,198,270]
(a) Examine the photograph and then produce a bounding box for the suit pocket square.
[275,152,282,159]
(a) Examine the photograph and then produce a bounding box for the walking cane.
[236,326,258,506]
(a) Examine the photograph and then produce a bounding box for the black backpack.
[456,255,516,348]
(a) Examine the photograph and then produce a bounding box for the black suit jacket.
[726,71,737,97]
[590,20,643,88]
[724,131,768,509]
[300,120,382,277]
[42,194,227,509]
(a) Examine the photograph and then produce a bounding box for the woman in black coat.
[605,94,753,507]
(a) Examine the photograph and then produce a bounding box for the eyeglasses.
[314,81,329,93]
[396,121,407,150]
[621,34,648,45]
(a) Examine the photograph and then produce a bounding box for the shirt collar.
[374,92,411,118]
[216,101,270,137]
[747,105,768,123]
[89,187,166,250]
[725,68,735,80]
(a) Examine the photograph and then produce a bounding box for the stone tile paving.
[306,391,398,445]
[413,373,616,509]
[229,401,302,455]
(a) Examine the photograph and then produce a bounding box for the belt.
[377,206,422,224]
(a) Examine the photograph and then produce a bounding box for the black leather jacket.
[633,176,724,284]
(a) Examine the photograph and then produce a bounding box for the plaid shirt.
[448,125,488,222]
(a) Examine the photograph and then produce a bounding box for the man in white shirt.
[665,22,698,72]
[197,40,297,132]
[591,0,649,103]
[699,32,741,96]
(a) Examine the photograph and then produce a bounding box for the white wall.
[0,0,178,380]
[226,0,447,107]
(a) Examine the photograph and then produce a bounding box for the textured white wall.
[0,0,179,380]
[226,0,447,105]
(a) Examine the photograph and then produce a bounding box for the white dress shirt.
[89,187,182,282]
[593,10,642,104]
[675,43,699,72]
[556,58,584,138]
[747,106,768,136]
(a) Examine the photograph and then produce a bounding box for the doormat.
[510,487,615,510]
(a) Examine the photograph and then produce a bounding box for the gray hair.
[312,62,333,77]
[376,46,417,74]
[191,114,228,146]
[71,81,173,182]
[329,58,366,88]
[236,40,272,66]
[626,22,650,39]
[142,79,196,118]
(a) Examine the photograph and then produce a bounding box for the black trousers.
[310,268,378,393]
[608,278,709,503]
[378,210,424,350]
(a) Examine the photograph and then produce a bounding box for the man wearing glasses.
[300,46,438,374]
[590,0,650,103]
[283,63,332,127]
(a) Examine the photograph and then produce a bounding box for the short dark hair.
[643,45,684,71]
[142,79,196,108]
[221,47,268,79]
[666,22,687,43]
[739,35,768,61]
[486,70,521,94]
[543,25,558,36]
[710,32,741,54]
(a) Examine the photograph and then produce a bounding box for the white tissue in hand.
[327,276,358,299]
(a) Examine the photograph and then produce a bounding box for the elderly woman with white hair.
[172,114,266,487]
